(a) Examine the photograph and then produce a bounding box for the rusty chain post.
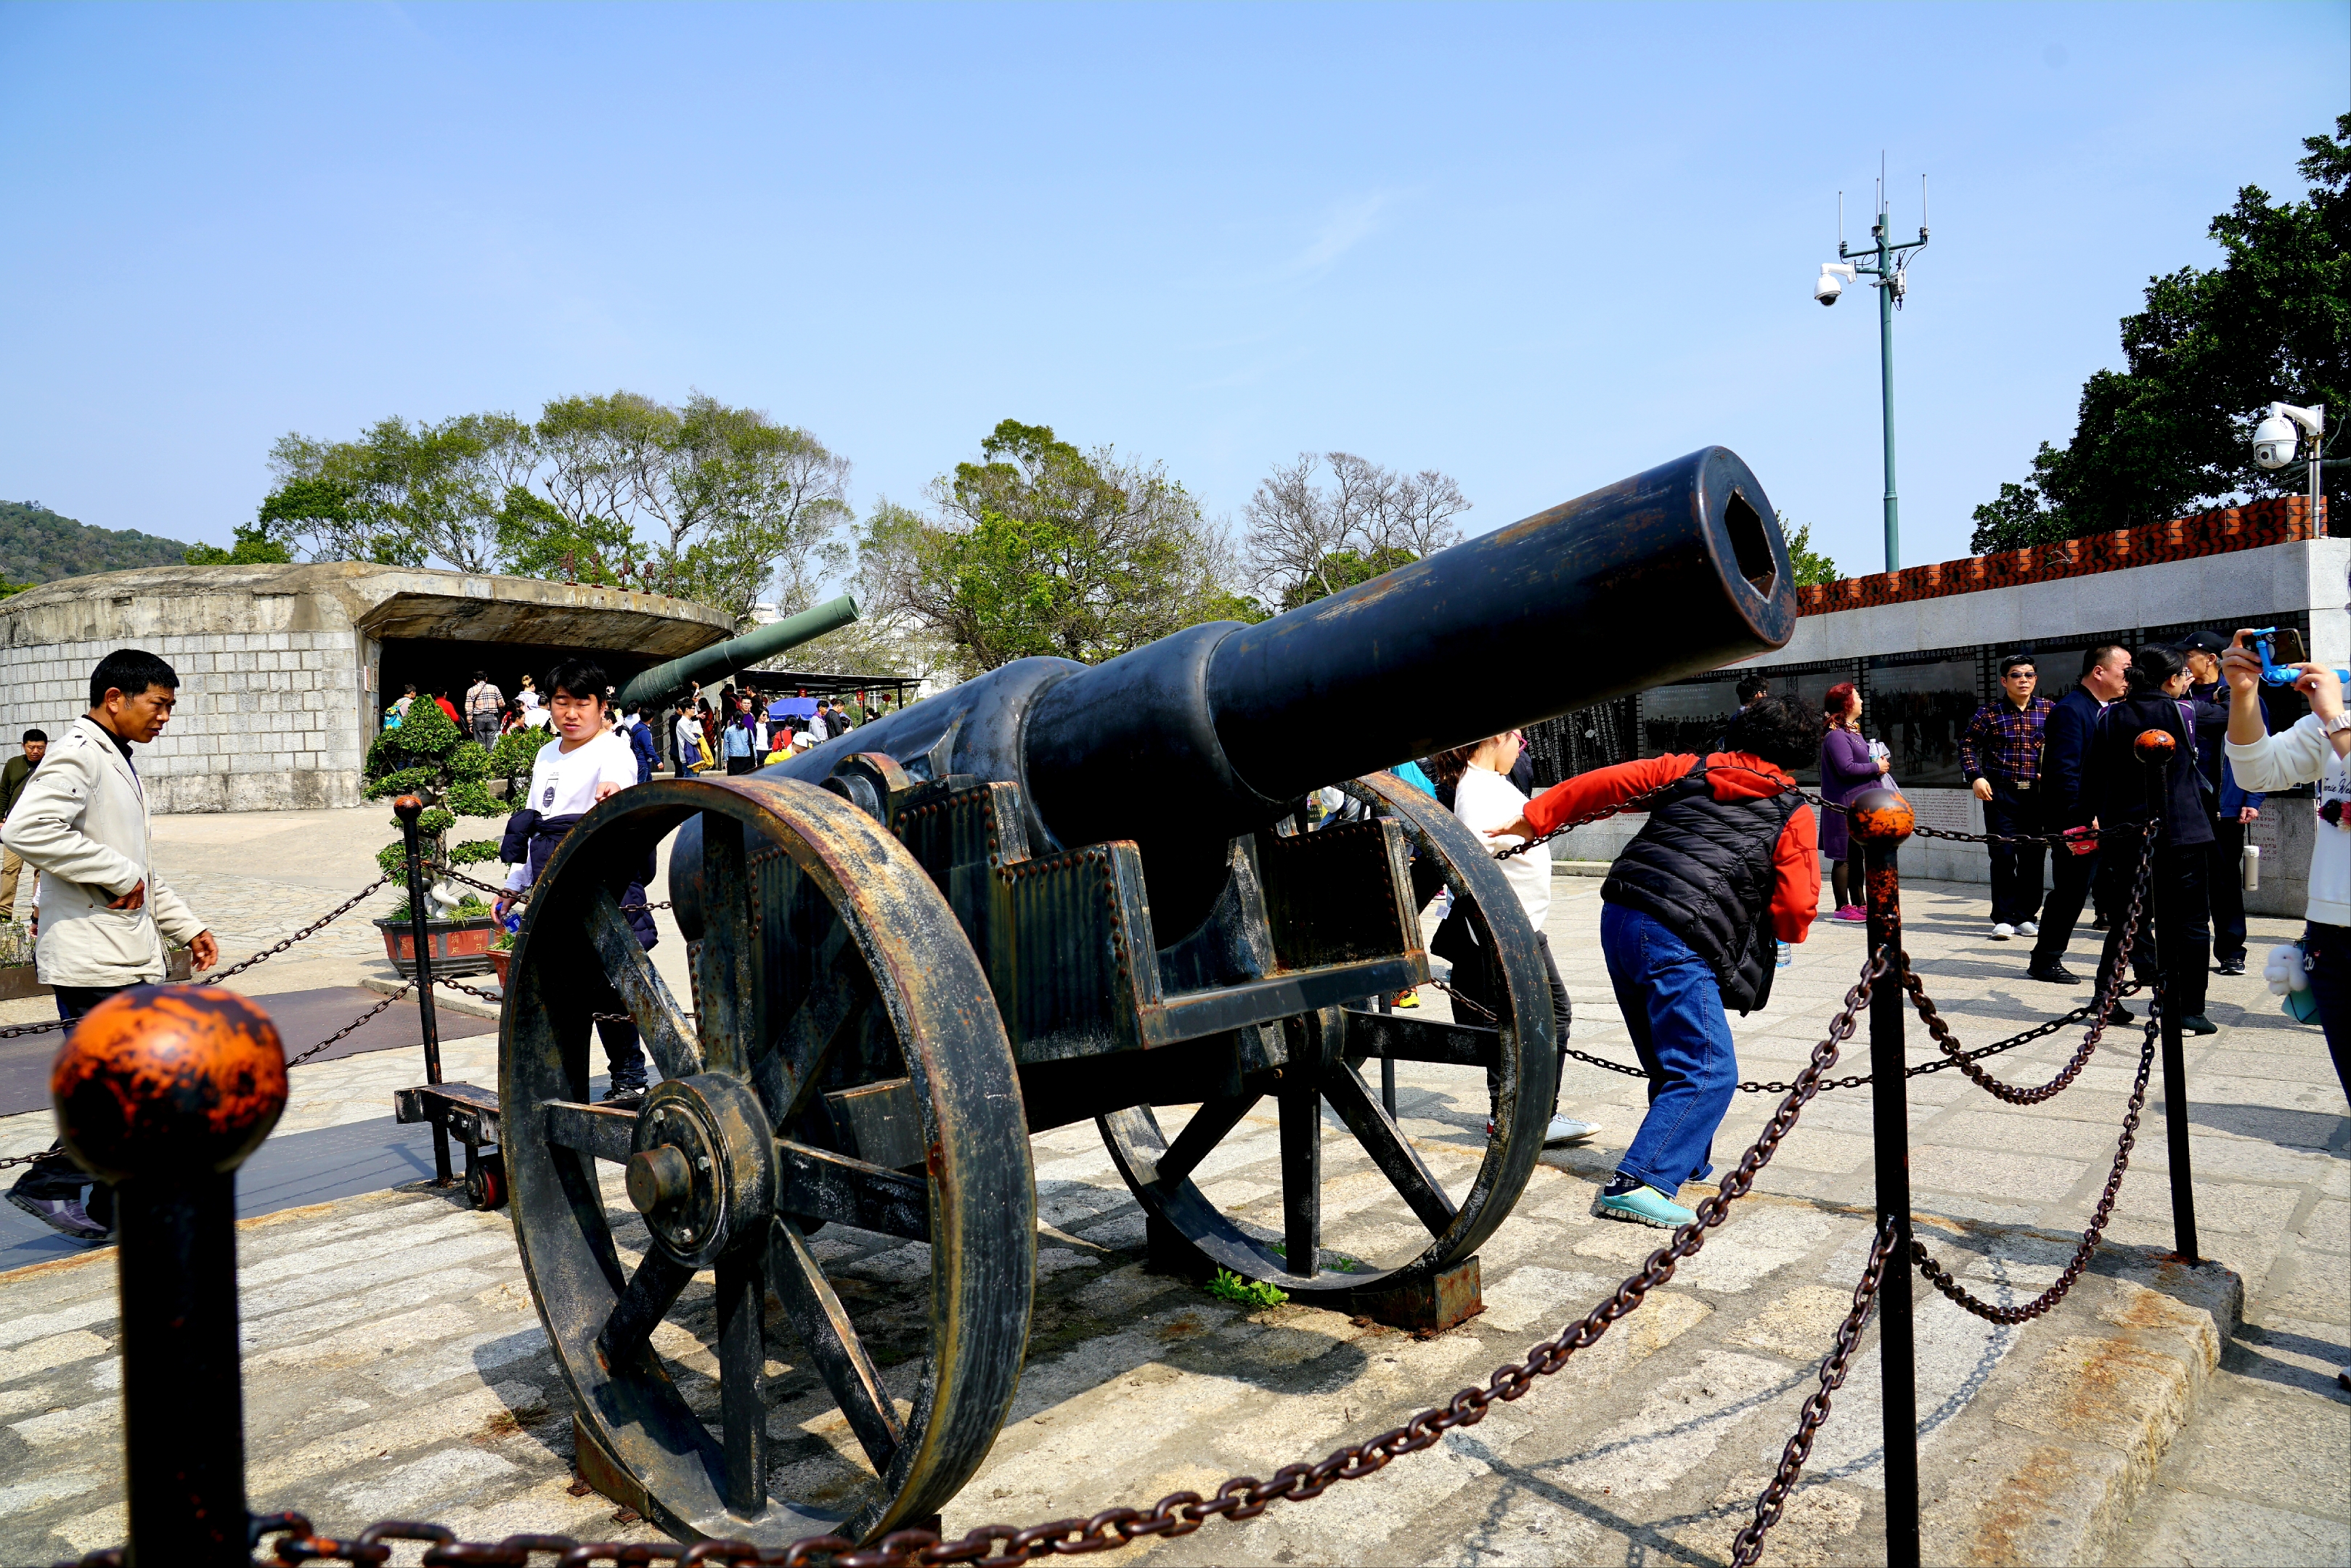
[52,987,286,1567]
[394,795,451,1186]
[1850,785,1919,1568]
[2132,729,2201,1264]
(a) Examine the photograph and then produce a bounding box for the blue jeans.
[1600,903,1739,1196]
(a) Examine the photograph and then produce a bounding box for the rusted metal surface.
[52,987,288,1568]
[1100,771,1553,1300]
[53,984,288,1179]
[504,776,1032,1545]
[1857,789,1921,1568]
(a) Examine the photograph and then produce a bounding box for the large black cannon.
[496,448,1796,1545]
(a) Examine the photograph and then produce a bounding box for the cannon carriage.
[494,448,1798,1545]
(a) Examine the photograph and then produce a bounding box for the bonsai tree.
[487,724,542,801]
[364,697,506,886]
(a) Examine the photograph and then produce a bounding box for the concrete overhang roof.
[1,562,734,657]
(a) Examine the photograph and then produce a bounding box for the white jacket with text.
[1,716,204,987]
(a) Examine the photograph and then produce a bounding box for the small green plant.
[1205,1268,1288,1310]
[385,894,493,924]
[364,696,506,881]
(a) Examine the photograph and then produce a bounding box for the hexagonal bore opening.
[1724,490,1775,596]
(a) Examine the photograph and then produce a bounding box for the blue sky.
[2,1,2344,581]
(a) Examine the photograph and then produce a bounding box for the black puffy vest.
[1602,764,1798,1013]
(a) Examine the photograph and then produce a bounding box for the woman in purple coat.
[1820,682,1890,922]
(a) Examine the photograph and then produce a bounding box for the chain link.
[203,876,395,984]
[1901,822,2158,1105]
[435,864,670,915]
[1431,970,2146,1097]
[1910,1003,2163,1323]
[1491,759,2143,862]
[284,986,417,1071]
[1728,1214,1902,1568]
[54,950,1886,1568]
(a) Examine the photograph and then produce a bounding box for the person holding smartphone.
[2222,629,2351,1107]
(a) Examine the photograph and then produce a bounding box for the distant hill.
[0,501,193,587]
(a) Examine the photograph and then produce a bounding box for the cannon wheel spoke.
[585,889,702,1082]
[1152,1092,1260,1189]
[504,777,1031,1545]
[770,1218,905,1474]
[598,1250,694,1363]
[1321,1061,1456,1237]
[714,1245,769,1516]
[1096,771,1552,1299]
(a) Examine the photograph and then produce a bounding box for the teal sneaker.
[1590,1184,1695,1229]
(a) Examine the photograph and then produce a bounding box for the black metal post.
[2132,732,2201,1262]
[395,794,452,1185]
[1851,787,1920,1568]
[52,987,288,1568]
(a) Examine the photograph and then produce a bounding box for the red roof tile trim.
[1795,497,2328,616]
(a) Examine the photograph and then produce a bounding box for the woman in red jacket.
[1489,695,1824,1228]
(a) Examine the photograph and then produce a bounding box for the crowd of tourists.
[1406,627,2351,1244]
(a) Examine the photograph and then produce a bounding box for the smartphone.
[2263,627,2310,668]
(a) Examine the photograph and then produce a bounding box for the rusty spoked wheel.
[1097,771,1555,1301]
[502,776,1033,1545]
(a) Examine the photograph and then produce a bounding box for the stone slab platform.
[0,1102,2239,1568]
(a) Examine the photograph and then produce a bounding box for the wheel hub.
[628,1074,775,1269]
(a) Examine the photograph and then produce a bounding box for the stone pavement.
[0,807,2342,1565]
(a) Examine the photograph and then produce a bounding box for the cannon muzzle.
[686,447,1793,935]
[616,593,860,712]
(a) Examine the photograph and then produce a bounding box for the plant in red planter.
[364,697,507,976]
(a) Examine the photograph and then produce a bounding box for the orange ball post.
[53,985,285,1567]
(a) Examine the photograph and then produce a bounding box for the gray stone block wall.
[0,628,368,813]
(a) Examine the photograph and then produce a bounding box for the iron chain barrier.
[56,946,1891,1568]
[44,759,2219,1568]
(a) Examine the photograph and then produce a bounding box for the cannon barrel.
[616,593,860,712]
[681,447,1793,933]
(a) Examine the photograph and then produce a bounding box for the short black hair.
[1722,693,1824,768]
[89,649,179,710]
[1735,674,1771,706]
[2080,643,2127,679]
[2127,644,2185,695]
[545,657,609,705]
[473,669,487,682]
[2000,653,2035,677]
[22,728,46,744]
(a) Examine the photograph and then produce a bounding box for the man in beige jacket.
[4,648,218,1241]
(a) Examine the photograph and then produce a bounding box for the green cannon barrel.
[616,594,859,711]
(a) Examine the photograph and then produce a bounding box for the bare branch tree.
[1239,452,1471,608]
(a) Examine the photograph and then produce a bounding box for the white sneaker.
[1544,1114,1602,1146]
[1991,923,2016,941]
[2018,920,2040,936]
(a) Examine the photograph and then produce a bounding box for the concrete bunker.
[0,563,733,813]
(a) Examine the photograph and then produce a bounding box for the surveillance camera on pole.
[1814,172,1929,571]
[2254,402,2328,526]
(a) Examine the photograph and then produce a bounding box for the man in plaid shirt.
[1961,653,2056,939]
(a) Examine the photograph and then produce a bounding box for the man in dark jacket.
[0,729,47,918]
[2028,645,2131,986]
[2178,630,2265,974]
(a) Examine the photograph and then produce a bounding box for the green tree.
[1972,115,2349,552]
[185,521,293,566]
[492,487,637,583]
[1777,515,1841,586]
[363,696,505,882]
[859,420,1240,675]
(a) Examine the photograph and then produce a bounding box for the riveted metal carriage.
[495,448,1798,1544]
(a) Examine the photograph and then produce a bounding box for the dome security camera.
[1814,263,1855,306]
[2254,413,2299,470]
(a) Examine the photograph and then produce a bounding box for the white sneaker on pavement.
[1544,1114,1602,1146]
[1991,923,2016,941]
[2018,920,2040,936]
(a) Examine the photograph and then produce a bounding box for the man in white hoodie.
[3,648,219,1241]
